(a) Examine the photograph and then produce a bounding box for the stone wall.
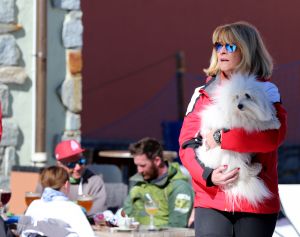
[0,0,84,180]
[0,0,25,182]
[52,0,83,142]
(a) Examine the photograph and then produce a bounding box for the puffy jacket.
[179,76,287,214]
[123,162,194,227]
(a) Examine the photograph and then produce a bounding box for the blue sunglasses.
[214,42,237,53]
[63,157,87,169]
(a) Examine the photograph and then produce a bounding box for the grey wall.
[46,1,67,164]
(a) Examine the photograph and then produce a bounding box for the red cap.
[55,140,85,161]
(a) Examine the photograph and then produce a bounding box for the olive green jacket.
[123,162,194,227]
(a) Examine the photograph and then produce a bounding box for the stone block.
[0,34,20,66]
[0,118,19,147]
[2,146,16,177]
[0,83,10,116]
[67,49,82,75]
[0,0,15,23]
[66,110,81,130]
[52,0,80,10]
[0,66,27,84]
[61,75,82,113]
[62,11,83,48]
[62,129,81,142]
[0,23,22,34]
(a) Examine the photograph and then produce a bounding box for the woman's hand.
[211,165,239,186]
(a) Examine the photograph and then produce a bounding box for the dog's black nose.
[238,104,243,110]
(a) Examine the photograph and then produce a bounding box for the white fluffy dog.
[195,73,281,208]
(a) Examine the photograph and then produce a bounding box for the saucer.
[111,227,136,232]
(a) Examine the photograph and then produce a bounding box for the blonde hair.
[204,21,273,79]
[40,166,69,191]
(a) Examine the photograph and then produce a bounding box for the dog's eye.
[245,93,251,99]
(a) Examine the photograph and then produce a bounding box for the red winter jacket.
[179,76,287,214]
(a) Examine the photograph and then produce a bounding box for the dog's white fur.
[195,73,281,208]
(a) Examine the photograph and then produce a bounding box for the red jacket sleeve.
[179,93,208,185]
[221,103,287,153]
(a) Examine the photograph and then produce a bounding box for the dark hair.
[129,137,163,161]
[40,166,69,190]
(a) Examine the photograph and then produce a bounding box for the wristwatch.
[213,129,222,144]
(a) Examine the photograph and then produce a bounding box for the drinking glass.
[77,194,93,213]
[25,192,41,206]
[0,189,12,215]
[144,197,159,230]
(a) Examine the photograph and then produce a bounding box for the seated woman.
[24,166,95,237]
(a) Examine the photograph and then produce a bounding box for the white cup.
[121,217,134,228]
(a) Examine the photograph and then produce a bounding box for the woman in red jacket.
[179,21,287,237]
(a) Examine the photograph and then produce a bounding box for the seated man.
[123,137,194,228]
[37,139,107,216]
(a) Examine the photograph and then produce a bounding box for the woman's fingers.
[223,173,239,185]
[223,167,239,181]
[211,165,239,186]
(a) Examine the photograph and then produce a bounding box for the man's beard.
[143,163,159,181]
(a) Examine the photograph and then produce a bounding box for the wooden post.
[35,0,47,154]
[176,51,185,120]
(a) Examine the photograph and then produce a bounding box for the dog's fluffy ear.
[255,94,277,121]
[248,79,277,122]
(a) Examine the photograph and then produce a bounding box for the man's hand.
[211,165,239,186]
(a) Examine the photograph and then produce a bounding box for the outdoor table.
[94,226,195,237]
